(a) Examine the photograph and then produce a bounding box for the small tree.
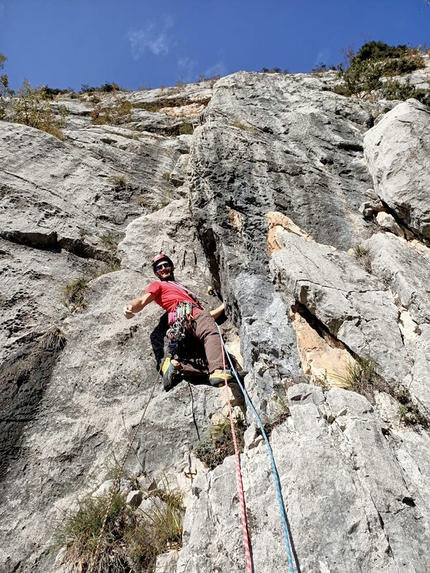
[8,79,67,138]
[0,53,14,120]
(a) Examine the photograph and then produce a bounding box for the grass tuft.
[39,327,67,351]
[259,393,291,438]
[194,417,245,470]
[110,175,128,190]
[352,244,370,258]
[96,261,122,276]
[100,234,117,247]
[352,244,372,273]
[62,277,89,312]
[90,96,132,126]
[56,482,184,573]
[342,356,391,403]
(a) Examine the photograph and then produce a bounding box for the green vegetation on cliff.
[334,41,430,105]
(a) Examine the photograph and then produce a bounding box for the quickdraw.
[166,301,195,358]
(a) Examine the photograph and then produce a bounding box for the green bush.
[133,101,164,112]
[58,492,130,571]
[379,78,430,106]
[260,67,289,74]
[41,85,71,99]
[0,52,13,120]
[351,42,424,72]
[395,389,429,427]
[0,55,68,136]
[334,59,383,97]
[334,41,428,100]
[81,82,124,94]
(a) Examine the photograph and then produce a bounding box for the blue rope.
[217,325,296,573]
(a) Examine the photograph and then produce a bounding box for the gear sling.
[165,283,202,359]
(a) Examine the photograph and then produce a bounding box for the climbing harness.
[216,323,297,573]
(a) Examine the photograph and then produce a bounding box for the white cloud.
[204,62,227,78]
[177,56,197,83]
[128,17,174,59]
[314,49,331,68]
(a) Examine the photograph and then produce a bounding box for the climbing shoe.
[161,358,180,392]
[209,370,233,388]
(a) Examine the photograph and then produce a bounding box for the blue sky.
[0,0,429,91]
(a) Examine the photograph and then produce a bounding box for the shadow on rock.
[0,331,66,484]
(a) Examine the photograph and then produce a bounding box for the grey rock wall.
[1,71,430,573]
[364,99,430,239]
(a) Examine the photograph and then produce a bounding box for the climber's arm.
[123,292,156,319]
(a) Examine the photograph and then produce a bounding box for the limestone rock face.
[364,99,430,238]
[270,231,408,385]
[178,385,430,573]
[1,71,430,573]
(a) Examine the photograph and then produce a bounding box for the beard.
[158,271,175,282]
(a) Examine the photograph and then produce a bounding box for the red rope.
[220,334,254,573]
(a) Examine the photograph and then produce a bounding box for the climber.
[123,253,234,391]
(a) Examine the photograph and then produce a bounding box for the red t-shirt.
[144,281,199,313]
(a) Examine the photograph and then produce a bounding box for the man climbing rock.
[123,253,237,392]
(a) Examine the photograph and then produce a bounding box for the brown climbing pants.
[179,310,225,376]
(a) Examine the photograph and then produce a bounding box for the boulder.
[364,99,430,239]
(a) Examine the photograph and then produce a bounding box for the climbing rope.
[87,369,160,573]
[219,329,254,573]
[88,319,296,573]
[216,324,297,573]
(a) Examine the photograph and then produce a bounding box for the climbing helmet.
[152,253,174,273]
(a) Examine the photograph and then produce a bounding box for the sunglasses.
[155,262,172,271]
